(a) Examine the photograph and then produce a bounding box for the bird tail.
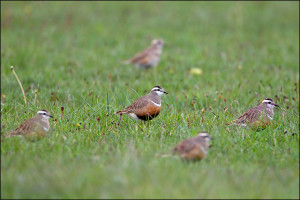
[115,110,125,115]
[1,131,19,142]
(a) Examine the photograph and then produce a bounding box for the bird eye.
[268,102,271,104]
[43,113,46,115]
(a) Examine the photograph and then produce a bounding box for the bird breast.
[134,101,161,120]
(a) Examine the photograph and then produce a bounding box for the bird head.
[261,98,279,109]
[197,132,212,147]
[151,85,168,96]
[152,39,164,49]
[36,110,54,120]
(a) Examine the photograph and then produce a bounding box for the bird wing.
[119,96,149,113]
[125,46,153,64]
[136,54,153,65]
[233,107,263,124]
[9,118,38,136]
[173,139,197,154]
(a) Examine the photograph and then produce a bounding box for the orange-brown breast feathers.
[135,100,161,117]
[116,96,161,121]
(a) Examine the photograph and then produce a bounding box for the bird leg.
[117,113,123,127]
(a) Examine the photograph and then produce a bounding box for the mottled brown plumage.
[115,86,167,121]
[231,98,279,129]
[172,132,212,161]
[5,110,53,140]
[122,39,164,69]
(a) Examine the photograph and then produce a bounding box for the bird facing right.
[231,98,280,129]
[5,109,53,140]
[115,86,168,122]
[122,39,164,69]
[172,132,212,161]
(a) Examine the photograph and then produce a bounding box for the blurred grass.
[1,1,299,199]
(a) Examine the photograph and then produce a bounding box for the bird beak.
[163,91,168,94]
[273,103,280,107]
[48,115,54,118]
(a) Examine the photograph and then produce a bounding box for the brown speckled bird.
[172,132,212,161]
[122,39,164,69]
[5,110,53,139]
[115,86,167,123]
[231,98,279,129]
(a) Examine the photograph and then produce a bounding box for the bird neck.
[36,116,50,124]
[194,137,209,151]
[149,92,162,104]
[261,105,274,117]
[151,45,162,54]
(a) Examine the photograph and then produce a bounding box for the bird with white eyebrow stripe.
[4,109,54,140]
[230,98,280,130]
[115,86,168,124]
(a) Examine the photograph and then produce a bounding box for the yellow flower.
[189,68,203,75]
[76,123,81,127]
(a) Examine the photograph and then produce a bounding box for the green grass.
[1,1,299,199]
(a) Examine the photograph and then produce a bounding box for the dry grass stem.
[11,66,27,105]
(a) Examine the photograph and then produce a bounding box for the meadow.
[1,1,299,199]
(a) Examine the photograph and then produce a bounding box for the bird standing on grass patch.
[122,39,164,69]
[115,86,168,124]
[4,109,53,140]
[172,132,212,161]
[230,98,280,129]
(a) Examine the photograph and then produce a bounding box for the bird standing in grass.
[230,98,280,129]
[4,109,53,140]
[172,132,212,161]
[115,86,168,125]
[122,39,164,69]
